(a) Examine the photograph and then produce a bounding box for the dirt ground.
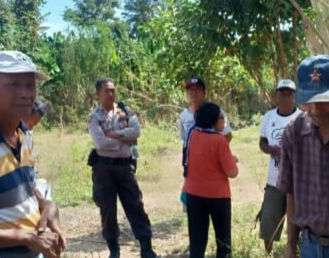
[60,152,263,258]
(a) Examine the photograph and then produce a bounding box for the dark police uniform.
[87,104,152,245]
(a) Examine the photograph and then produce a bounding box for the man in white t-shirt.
[179,77,232,142]
[258,79,302,254]
[179,77,232,210]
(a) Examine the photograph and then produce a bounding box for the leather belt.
[97,155,131,165]
[306,228,329,246]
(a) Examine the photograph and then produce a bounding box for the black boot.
[139,238,159,258]
[107,239,120,258]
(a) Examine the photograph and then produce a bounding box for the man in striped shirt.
[0,51,66,258]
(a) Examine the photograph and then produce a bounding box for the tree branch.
[288,0,329,54]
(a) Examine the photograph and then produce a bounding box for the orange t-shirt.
[183,130,237,198]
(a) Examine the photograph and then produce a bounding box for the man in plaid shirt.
[278,55,329,258]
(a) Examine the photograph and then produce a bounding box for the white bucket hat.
[0,50,48,80]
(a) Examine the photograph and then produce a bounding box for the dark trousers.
[186,194,232,258]
[92,161,152,241]
[131,158,137,172]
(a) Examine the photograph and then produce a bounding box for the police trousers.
[92,160,152,241]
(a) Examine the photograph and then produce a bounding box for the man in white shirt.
[179,77,232,142]
[258,79,302,254]
[179,77,233,210]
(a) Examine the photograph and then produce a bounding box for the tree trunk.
[250,70,274,108]
[276,0,288,79]
[289,0,329,54]
[292,9,298,83]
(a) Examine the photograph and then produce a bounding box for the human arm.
[224,132,232,143]
[105,131,138,144]
[0,188,62,257]
[35,188,66,256]
[179,114,186,141]
[112,114,141,139]
[88,114,121,150]
[259,111,281,160]
[284,194,300,258]
[220,110,233,143]
[259,137,281,160]
[277,125,299,258]
[0,229,59,257]
[0,207,60,258]
[218,137,239,178]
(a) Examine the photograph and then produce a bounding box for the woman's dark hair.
[194,102,221,129]
[95,77,115,92]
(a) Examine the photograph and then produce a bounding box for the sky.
[40,0,124,35]
[40,0,75,34]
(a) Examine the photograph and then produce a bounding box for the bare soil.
[60,152,263,258]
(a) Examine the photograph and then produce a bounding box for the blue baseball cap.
[296,55,329,104]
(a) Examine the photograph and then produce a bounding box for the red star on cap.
[310,69,321,83]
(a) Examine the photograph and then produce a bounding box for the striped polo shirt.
[0,122,42,258]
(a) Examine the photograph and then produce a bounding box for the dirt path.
[60,151,263,258]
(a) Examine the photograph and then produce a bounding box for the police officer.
[87,77,158,258]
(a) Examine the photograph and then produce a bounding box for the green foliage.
[123,0,160,37]
[0,0,15,49]
[0,0,317,126]
[63,0,119,27]
[0,0,45,51]
[190,0,311,105]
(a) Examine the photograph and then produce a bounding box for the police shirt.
[87,104,140,158]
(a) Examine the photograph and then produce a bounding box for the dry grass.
[33,124,287,257]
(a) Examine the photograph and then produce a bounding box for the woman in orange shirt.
[183,102,239,258]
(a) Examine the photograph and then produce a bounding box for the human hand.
[38,203,67,256]
[118,108,127,118]
[26,230,59,258]
[121,138,138,144]
[232,155,239,163]
[48,227,66,256]
[270,146,281,162]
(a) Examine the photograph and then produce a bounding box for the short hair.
[95,77,115,92]
[31,99,47,116]
[194,102,221,129]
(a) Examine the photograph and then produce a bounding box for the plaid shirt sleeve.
[277,122,294,194]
